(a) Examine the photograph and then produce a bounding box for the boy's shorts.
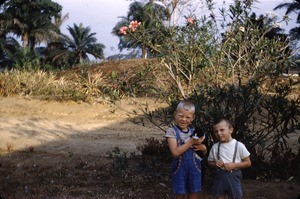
[171,157,202,194]
[211,169,243,199]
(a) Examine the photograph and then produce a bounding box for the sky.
[52,0,297,58]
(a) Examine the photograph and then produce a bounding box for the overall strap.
[173,126,181,146]
[217,142,221,160]
[217,140,239,162]
[232,141,239,163]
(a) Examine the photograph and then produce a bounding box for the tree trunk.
[22,34,28,48]
[142,45,148,59]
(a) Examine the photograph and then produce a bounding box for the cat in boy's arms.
[191,125,208,158]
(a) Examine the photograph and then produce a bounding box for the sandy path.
[0,97,165,156]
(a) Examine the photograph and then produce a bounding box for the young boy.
[165,100,207,199]
[207,117,251,199]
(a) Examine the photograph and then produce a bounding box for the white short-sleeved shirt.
[207,139,250,164]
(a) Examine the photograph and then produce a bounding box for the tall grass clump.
[0,69,57,97]
[0,69,106,102]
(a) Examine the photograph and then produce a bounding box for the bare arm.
[167,137,200,158]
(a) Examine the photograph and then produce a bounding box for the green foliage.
[1,0,62,51]
[274,0,300,41]
[0,35,21,69]
[116,0,294,98]
[14,47,42,71]
[40,23,106,68]
[192,81,299,179]
[112,1,169,58]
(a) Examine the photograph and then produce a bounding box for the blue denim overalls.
[170,126,202,194]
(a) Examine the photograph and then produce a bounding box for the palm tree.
[112,1,168,58]
[274,0,300,40]
[1,0,62,52]
[47,23,105,67]
[247,13,287,39]
[43,12,69,45]
[0,1,21,69]
[0,34,21,69]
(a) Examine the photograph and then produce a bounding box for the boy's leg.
[227,170,243,199]
[171,159,186,195]
[188,158,202,193]
[211,170,226,196]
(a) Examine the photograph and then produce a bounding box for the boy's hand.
[216,160,224,168]
[223,163,235,171]
[193,144,207,152]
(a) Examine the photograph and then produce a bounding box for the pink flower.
[119,26,128,35]
[187,17,195,25]
[129,20,141,32]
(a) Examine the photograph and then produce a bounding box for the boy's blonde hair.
[176,100,195,112]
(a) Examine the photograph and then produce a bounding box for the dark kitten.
[191,125,207,158]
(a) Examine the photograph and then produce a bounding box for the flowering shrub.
[129,20,141,32]
[114,1,299,180]
[119,26,128,35]
[119,20,141,35]
[186,17,195,25]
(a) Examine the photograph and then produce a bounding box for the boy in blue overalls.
[165,100,207,199]
[208,117,251,199]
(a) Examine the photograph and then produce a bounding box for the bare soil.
[0,96,299,199]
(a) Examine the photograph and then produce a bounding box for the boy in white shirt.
[208,117,251,199]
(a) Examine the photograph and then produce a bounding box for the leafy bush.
[118,0,300,180]
[194,81,299,179]
[137,137,171,170]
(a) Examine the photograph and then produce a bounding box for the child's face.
[174,107,195,131]
[213,120,233,143]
